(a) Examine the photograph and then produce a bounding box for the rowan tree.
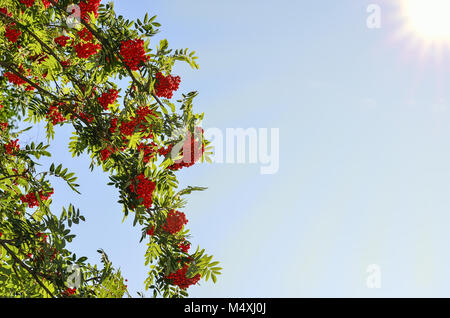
[0,0,221,298]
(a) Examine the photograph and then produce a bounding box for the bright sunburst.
[401,0,450,44]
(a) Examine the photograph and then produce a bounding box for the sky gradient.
[19,0,450,297]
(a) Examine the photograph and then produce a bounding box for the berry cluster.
[5,65,29,86]
[154,72,181,99]
[42,0,58,9]
[116,106,156,138]
[120,39,148,71]
[137,142,157,164]
[2,7,21,43]
[79,0,101,22]
[60,60,71,68]
[62,288,76,297]
[146,226,155,236]
[179,241,191,253]
[5,72,26,86]
[99,146,116,161]
[46,105,66,125]
[4,139,19,155]
[19,0,35,8]
[166,264,201,289]
[98,89,118,110]
[0,7,12,17]
[78,28,93,42]
[129,174,156,209]
[162,210,188,234]
[20,189,54,208]
[109,117,118,134]
[54,35,71,47]
[73,25,101,59]
[74,42,101,59]
[161,132,204,171]
[5,25,22,43]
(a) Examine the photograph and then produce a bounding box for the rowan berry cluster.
[179,241,191,253]
[154,72,181,99]
[61,288,76,297]
[19,0,35,8]
[120,39,148,71]
[4,65,30,86]
[42,0,58,9]
[137,142,157,163]
[98,89,119,110]
[99,146,116,161]
[5,25,21,43]
[166,264,201,289]
[60,60,71,68]
[20,189,54,208]
[46,105,66,125]
[113,106,156,139]
[146,226,155,236]
[79,0,101,22]
[54,35,71,47]
[73,25,101,58]
[0,7,12,16]
[4,139,19,155]
[129,174,156,209]
[165,132,205,171]
[78,111,94,123]
[162,210,188,234]
[78,28,94,42]
[74,42,101,59]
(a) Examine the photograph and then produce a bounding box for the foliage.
[0,0,219,298]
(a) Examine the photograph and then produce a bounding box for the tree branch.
[0,240,55,298]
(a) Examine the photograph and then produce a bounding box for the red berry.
[162,210,188,234]
[120,39,148,71]
[154,72,181,99]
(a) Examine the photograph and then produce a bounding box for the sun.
[401,0,450,44]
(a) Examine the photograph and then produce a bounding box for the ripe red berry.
[74,42,101,59]
[129,174,156,209]
[146,226,155,236]
[5,25,22,43]
[120,39,148,71]
[19,0,35,8]
[0,7,12,17]
[46,105,66,125]
[55,35,71,47]
[98,89,119,110]
[5,139,20,155]
[166,264,201,289]
[5,65,27,86]
[42,0,58,8]
[79,0,101,22]
[20,189,54,208]
[179,241,191,253]
[162,210,188,234]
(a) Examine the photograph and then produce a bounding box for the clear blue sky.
[20,0,450,297]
